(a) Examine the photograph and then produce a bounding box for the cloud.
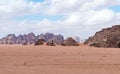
[87,9,115,25]
[80,0,120,11]
[0,0,120,38]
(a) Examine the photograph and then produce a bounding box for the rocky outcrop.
[63,37,79,46]
[38,33,64,45]
[0,33,64,45]
[0,34,17,44]
[46,40,55,46]
[34,39,45,45]
[84,25,120,48]
[51,35,64,45]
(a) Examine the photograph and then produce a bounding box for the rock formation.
[34,39,45,45]
[84,25,120,48]
[51,35,64,45]
[0,33,64,45]
[63,37,79,46]
[38,33,64,45]
[0,34,17,44]
[46,40,55,46]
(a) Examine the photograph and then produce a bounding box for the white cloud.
[80,0,120,11]
[87,9,115,25]
[46,0,85,15]
[0,0,120,38]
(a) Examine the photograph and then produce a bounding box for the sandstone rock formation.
[84,25,120,48]
[38,33,64,45]
[63,37,79,46]
[46,40,55,46]
[51,35,64,45]
[0,33,64,45]
[0,34,17,44]
[34,39,45,45]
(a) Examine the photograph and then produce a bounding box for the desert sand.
[0,45,120,74]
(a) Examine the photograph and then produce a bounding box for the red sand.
[0,45,120,74]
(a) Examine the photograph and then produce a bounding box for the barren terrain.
[0,45,120,74]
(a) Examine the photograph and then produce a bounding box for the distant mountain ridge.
[0,33,64,45]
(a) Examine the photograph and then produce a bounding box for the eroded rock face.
[38,34,47,41]
[16,35,23,44]
[0,34,17,44]
[0,33,64,45]
[84,25,120,48]
[46,40,55,46]
[34,39,45,45]
[63,37,79,46]
[25,33,38,44]
[51,35,64,45]
[38,33,64,45]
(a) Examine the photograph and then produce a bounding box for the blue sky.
[0,0,120,38]
[31,0,44,2]
[110,6,120,12]
[15,14,64,21]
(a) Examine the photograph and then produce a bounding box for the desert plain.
[0,45,120,74]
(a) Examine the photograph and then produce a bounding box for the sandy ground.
[0,45,120,74]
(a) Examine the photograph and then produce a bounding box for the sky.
[0,0,120,39]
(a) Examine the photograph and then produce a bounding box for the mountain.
[84,25,120,48]
[0,33,64,45]
[38,33,64,45]
[0,34,17,44]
